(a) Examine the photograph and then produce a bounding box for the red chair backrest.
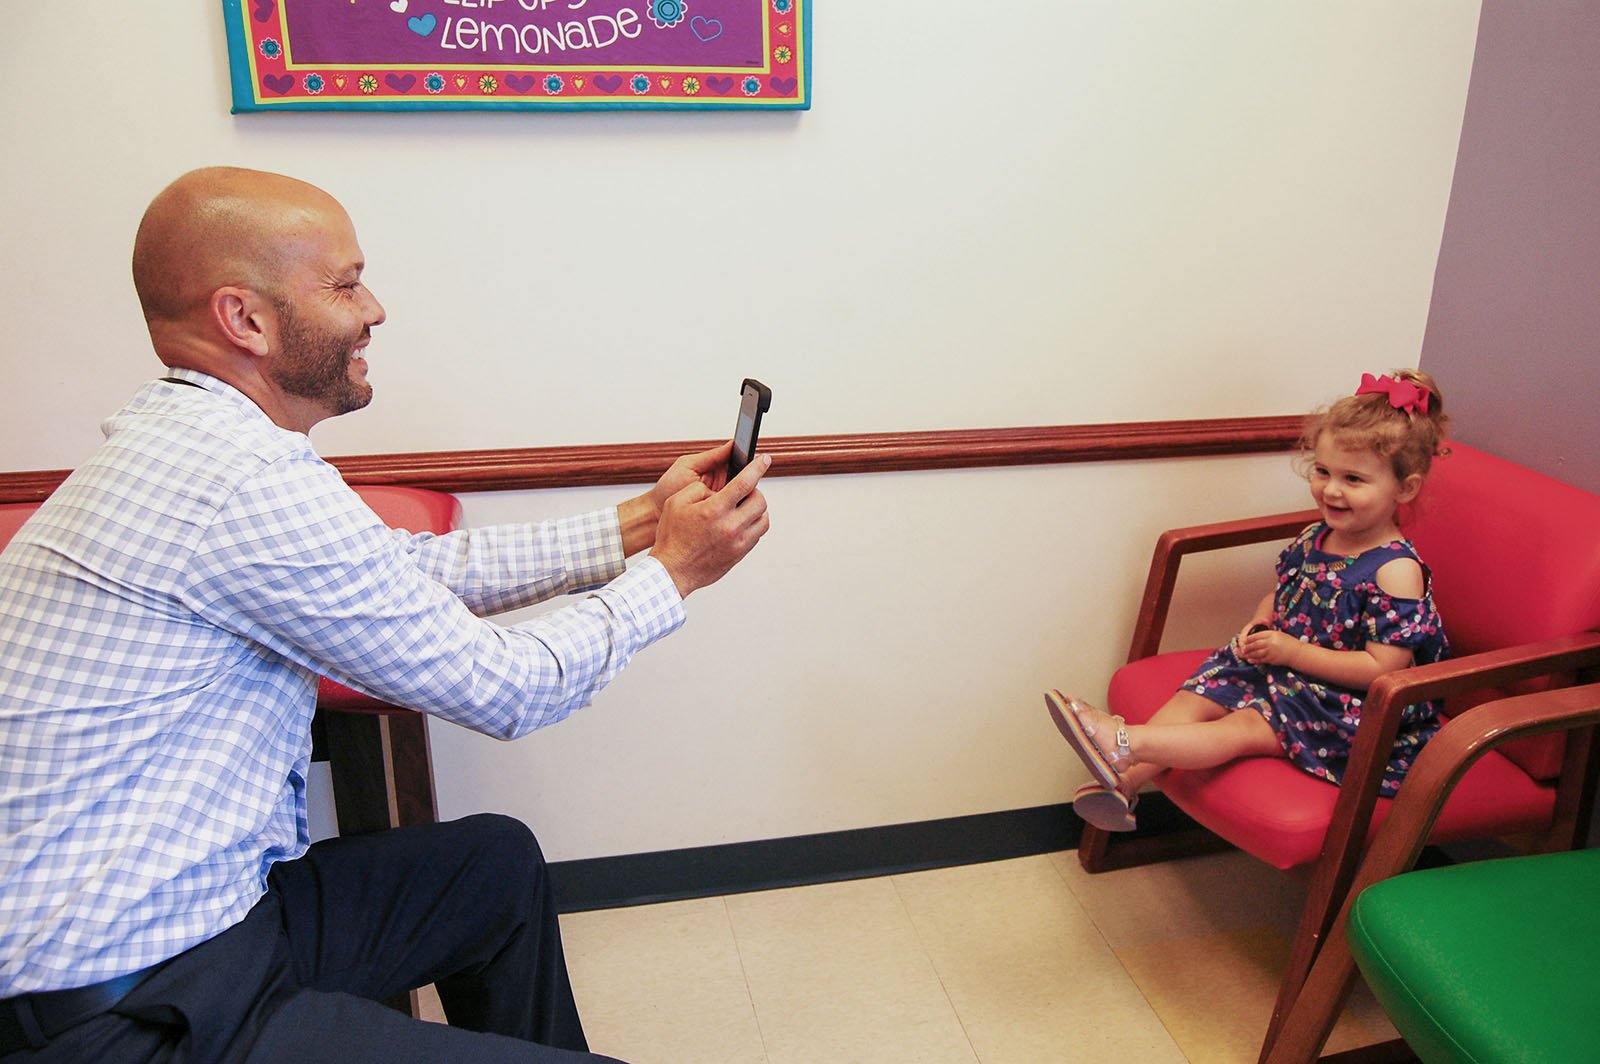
[0,501,42,551]
[3,489,461,550]
[1402,442,1600,778]
[348,484,463,538]
[1406,442,1600,655]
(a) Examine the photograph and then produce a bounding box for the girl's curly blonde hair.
[1298,369,1450,482]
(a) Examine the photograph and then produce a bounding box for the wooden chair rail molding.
[0,415,1304,502]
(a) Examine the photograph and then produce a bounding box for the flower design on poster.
[649,0,688,30]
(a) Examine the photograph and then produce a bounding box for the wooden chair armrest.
[1326,629,1600,868]
[1128,509,1320,661]
[1356,681,1600,882]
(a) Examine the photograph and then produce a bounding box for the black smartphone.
[728,378,772,478]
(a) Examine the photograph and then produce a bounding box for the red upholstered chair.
[1065,442,1600,1063]
[315,485,464,837]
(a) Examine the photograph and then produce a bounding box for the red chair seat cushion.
[1108,651,1556,870]
[316,676,403,715]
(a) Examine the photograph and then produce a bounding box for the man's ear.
[210,286,272,357]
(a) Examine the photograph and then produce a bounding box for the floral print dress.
[1180,523,1449,794]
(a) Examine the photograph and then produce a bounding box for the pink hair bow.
[1356,373,1430,414]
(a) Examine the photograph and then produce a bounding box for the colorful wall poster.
[224,0,811,111]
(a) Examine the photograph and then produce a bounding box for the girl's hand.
[1238,625,1299,667]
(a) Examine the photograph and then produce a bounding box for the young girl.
[1052,370,1451,832]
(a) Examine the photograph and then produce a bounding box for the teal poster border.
[223,0,811,112]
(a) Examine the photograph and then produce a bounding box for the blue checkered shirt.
[0,369,685,994]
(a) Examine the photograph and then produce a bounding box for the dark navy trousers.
[3,814,625,1064]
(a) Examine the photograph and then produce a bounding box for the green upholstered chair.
[1349,846,1600,1064]
[1263,681,1600,1064]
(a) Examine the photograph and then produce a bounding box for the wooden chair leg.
[383,711,439,828]
[318,709,439,1021]
[1077,822,1112,871]
[321,710,439,835]
[321,711,393,837]
[1077,814,1235,873]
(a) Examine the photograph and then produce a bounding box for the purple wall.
[1419,1,1600,493]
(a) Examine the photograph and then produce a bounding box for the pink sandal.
[1072,781,1138,832]
[1044,689,1132,791]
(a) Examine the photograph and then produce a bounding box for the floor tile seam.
[887,872,986,1064]
[718,894,776,1064]
[1108,939,1206,1064]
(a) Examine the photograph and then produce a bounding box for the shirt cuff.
[599,555,687,645]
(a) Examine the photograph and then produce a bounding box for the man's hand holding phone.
[626,379,775,597]
[650,451,772,599]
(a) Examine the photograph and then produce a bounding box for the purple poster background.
[286,0,765,68]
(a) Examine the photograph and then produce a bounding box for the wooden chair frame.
[1074,508,1600,1063]
[1264,681,1600,1064]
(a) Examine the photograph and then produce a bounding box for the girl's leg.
[1056,690,1281,833]
[1130,699,1281,769]
[1069,691,1281,781]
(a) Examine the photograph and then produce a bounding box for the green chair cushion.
[1348,847,1600,1064]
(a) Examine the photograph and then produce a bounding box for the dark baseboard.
[545,797,1481,914]
[549,795,1200,913]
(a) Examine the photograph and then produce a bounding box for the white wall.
[1,2,1481,860]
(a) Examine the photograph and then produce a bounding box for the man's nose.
[364,288,386,328]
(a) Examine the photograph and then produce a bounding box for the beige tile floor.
[550,848,1400,1064]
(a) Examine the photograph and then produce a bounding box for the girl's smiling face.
[1308,432,1422,552]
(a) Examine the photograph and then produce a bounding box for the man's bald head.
[131,167,347,325]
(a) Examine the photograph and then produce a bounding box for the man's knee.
[450,813,549,892]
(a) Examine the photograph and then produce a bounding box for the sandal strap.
[1110,715,1132,765]
[1067,697,1135,768]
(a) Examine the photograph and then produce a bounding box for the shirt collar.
[157,368,281,428]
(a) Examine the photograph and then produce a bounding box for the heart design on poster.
[573,77,586,89]
[385,72,417,92]
[252,0,276,23]
[706,75,734,94]
[390,0,409,11]
[770,76,796,95]
[690,16,722,42]
[594,74,623,93]
[263,73,294,94]
[408,13,437,36]
[506,73,535,93]
[335,75,346,88]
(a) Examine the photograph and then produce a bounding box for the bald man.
[0,168,771,1063]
